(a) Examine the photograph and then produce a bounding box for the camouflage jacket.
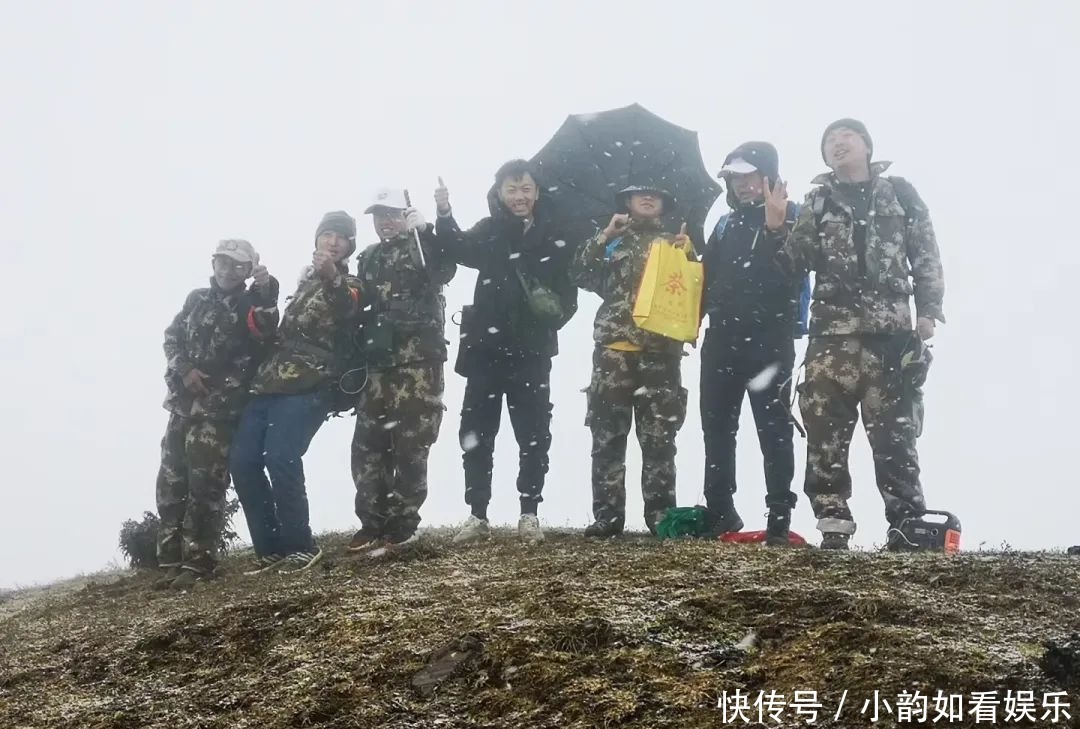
[250,264,362,395]
[570,221,684,356]
[354,224,456,369]
[778,162,945,336]
[163,277,280,420]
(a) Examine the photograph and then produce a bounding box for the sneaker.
[242,553,285,576]
[452,515,490,544]
[584,518,623,539]
[169,568,210,591]
[367,531,419,559]
[518,514,545,544]
[152,565,183,590]
[276,548,324,573]
[820,533,850,551]
[345,527,382,554]
[765,509,792,547]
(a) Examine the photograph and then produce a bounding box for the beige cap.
[214,238,259,265]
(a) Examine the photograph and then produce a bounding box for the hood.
[721,141,779,210]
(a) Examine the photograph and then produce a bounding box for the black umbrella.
[529,103,722,248]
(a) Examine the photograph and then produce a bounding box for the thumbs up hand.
[435,176,451,215]
[672,222,691,250]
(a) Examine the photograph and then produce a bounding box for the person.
[570,185,692,537]
[775,118,945,550]
[435,161,577,544]
[346,189,456,554]
[699,141,807,545]
[156,239,279,589]
[230,211,363,572]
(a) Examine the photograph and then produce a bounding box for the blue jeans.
[230,391,328,556]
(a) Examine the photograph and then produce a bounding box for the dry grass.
[2,529,1079,728]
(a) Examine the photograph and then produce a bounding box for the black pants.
[459,352,553,515]
[700,328,796,512]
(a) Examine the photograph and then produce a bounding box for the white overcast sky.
[2,0,1078,587]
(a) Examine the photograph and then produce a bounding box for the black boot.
[820,533,850,550]
[702,502,744,539]
[765,507,792,546]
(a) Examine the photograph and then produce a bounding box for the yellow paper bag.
[632,238,703,342]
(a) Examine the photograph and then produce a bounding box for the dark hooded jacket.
[435,189,578,373]
[702,141,803,350]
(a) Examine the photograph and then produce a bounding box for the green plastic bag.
[655,506,709,539]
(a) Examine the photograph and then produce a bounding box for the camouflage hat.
[214,238,259,266]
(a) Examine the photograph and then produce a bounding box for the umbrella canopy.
[529,103,722,248]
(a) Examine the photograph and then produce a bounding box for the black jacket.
[435,191,577,372]
[702,201,800,347]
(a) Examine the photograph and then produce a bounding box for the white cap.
[718,157,758,177]
[364,187,408,214]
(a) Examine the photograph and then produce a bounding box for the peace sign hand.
[763,177,789,231]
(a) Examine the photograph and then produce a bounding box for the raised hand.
[763,177,789,231]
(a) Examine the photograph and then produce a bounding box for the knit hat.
[820,118,873,163]
[315,210,357,256]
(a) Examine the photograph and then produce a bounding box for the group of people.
[153,117,946,589]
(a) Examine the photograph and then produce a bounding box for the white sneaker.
[518,514,545,544]
[453,515,490,544]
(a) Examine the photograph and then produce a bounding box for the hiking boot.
[276,547,324,573]
[518,514,545,544]
[765,508,792,547]
[584,518,623,539]
[345,527,382,554]
[820,533,850,551]
[169,567,210,591]
[702,506,744,539]
[242,553,285,576]
[452,515,490,544]
[152,565,182,590]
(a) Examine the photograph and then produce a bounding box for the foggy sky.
[2,0,1078,587]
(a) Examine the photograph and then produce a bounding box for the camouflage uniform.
[571,221,688,532]
[351,225,455,539]
[779,162,945,536]
[158,277,279,572]
[231,263,363,557]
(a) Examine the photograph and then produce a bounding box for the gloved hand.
[404,207,426,232]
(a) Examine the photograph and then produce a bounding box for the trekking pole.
[403,189,428,269]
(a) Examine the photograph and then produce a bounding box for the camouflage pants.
[799,336,925,535]
[156,414,232,573]
[351,362,444,537]
[586,347,686,532]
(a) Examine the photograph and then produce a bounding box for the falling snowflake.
[509,252,521,260]
[747,363,781,392]
[482,278,492,285]
[488,326,500,334]
[461,432,480,451]
[554,240,567,248]
[540,256,551,262]
[634,386,649,397]
[383,421,399,430]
